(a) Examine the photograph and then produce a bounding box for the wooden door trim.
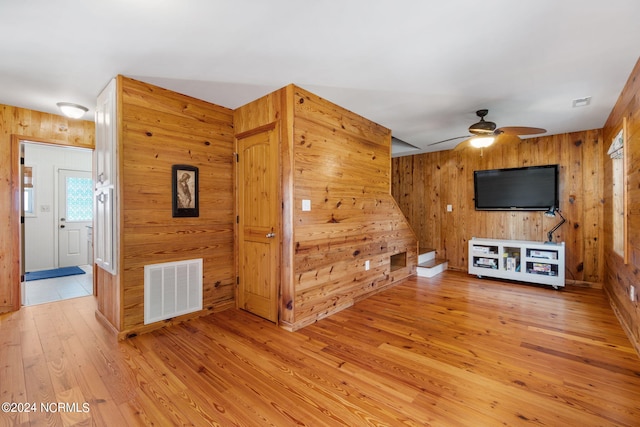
[10,134,95,312]
[9,135,22,311]
[235,122,277,140]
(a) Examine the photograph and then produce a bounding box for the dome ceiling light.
[56,102,88,119]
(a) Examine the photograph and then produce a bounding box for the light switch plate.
[302,199,311,211]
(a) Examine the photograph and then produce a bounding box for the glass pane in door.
[66,177,93,221]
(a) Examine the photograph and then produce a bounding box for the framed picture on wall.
[172,165,199,217]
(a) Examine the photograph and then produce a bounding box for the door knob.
[266,233,275,238]
[60,225,65,229]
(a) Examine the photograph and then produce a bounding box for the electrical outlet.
[365,260,370,271]
[631,285,636,302]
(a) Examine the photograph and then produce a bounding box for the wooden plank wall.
[602,57,640,352]
[234,85,418,331]
[0,105,94,313]
[392,129,604,285]
[290,87,417,329]
[112,77,236,337]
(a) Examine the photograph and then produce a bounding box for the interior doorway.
[236,124,280,323]
[21,141,94,306]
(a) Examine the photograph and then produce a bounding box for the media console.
[468,238,565,289]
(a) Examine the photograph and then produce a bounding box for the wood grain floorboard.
[1,271,639,426]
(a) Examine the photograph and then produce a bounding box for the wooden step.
[418,247,437,264]
[416,258,448,278]
[418,258,447,269]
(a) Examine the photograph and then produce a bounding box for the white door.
[58,169,93,267]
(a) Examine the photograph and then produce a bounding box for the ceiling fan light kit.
[431,109,547,152]
[470,136,495,148]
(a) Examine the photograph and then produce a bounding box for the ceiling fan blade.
[496,126,546,136]
[428,135,471,146]
[392,136,420,150]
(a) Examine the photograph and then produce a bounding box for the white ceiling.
[2,1,639,156]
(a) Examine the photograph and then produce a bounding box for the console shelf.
[468,238,565,289]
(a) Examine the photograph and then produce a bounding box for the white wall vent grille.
[144,258,203,325]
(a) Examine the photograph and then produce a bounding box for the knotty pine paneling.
[290,87,417,329]
[95,269,120,330]
[234,85,418,331]
[602,57,640,353]
[392,129,603,286]
[115,77,235,337]
[0,105,94,313]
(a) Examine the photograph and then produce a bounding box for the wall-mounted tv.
[474,165,559,211]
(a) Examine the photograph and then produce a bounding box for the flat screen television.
[474,165,559,211]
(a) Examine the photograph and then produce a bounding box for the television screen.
[474,165,559,211]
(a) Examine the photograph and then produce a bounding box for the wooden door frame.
[234,121,282,323]
[10,134,95,310]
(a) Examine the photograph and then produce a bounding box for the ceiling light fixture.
[56,102,88,119]
[469,136,495,148]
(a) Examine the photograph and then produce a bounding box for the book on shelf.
[527,263,556,276]
[529,250,557,260]
[532,263,551,272]
[475,258,497,268]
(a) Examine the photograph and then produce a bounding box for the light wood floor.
[1,271,639,426]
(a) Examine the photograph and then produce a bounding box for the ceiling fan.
[429,109,546,153]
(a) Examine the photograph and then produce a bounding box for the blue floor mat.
[25,266,86,281]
